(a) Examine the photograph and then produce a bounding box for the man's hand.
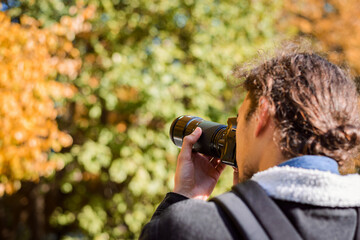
[233,167,239,185]
[173,127,226,200]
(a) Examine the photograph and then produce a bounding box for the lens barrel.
[170,115,227,159]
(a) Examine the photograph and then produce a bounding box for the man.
[140,49,360,239]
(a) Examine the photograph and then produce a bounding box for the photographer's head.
[235,49,360,181]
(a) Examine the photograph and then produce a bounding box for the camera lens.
[170,115,227,158]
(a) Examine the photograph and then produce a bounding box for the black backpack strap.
[232,180,302,240]
[211,192,269,240]
[355,207,360,240]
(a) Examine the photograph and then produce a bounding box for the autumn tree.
[0,12,79,195]
[283,0,360,73]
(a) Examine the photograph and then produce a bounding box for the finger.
[233,167,239,185]
[183,127,202,147]
[216,162,226,173]
[209,157,219,168]
[180,128,202,159]
[202,154,213,162]
[213,159,226,171]
[200,154,217,166]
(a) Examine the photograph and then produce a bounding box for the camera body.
[169,116,237,167]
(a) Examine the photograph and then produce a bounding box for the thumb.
[180,127,202,157]
[183,127,202,147]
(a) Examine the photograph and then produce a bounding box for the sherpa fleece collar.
[252,166,360,207]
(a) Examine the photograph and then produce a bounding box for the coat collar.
[277,155,339,174]
[251,156,360,207]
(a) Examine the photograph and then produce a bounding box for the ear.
[254,96,270,137]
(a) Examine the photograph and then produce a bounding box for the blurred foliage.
[0,0,284,239]
[283,0,360,74]
[0,12,77,196]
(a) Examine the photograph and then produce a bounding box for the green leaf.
[77,141,112,174]
[78,205,107,236]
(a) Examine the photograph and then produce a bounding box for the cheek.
[235,127,244,154]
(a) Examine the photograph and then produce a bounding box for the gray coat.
[140,164,360,240]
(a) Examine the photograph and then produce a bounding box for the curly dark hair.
[234,49,360,166]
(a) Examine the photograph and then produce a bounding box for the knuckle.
[183,135,192,143]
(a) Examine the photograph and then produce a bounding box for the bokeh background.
[0,0,359,239]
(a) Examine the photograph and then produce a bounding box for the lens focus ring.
[170,116,203,147]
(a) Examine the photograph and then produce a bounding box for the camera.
[169,116,237,167]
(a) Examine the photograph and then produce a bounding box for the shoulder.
[161,199,221,230]
[156,198,234,240]
[165,198,218,218]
